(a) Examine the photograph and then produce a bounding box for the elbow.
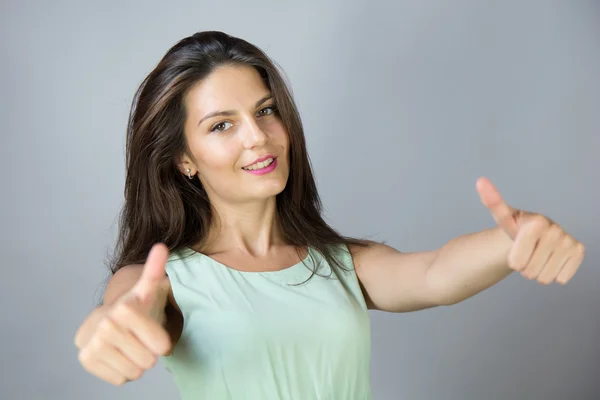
[425,268,462,307]
[429,289,459,306]
[438,295,462,306]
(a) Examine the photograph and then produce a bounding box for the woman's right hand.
[75,244,173,386]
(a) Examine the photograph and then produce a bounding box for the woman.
[74,31,585,399]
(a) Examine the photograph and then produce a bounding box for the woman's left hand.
[476,177,585,285]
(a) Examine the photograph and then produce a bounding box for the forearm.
[426,226,514,305]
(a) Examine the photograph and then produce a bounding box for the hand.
[75,243,172,386]
[476,177,585,285]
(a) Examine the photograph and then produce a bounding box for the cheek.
[266,121,289,149]
[193,139,241,172]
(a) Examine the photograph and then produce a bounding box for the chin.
[247,177,288,199]
[260,180,288,197]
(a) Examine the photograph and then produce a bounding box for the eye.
[210,121,233,133]
[257,106,277,117]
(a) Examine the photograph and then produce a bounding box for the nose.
[241,117,268,149]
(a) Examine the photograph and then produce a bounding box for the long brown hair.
[108,30,367,280]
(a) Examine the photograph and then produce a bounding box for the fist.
[476,177,585,285]
[75,244,172,385]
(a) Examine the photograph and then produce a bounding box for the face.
[180,65,290,204]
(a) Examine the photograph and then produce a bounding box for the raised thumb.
[131,243,169,303]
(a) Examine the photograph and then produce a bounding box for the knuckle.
[508,255,524,270]
[128,368,144,380]
[144,355,158,370]
[527,271,540,280]
[537,276,553,285]
[558,276,571,285]
[74,326,86,349]
[561,236,575,249]
[508,260,521,270]
[80,361,98,376]
[88,336,106,353]
[113,377,128,386]
[577,242,585,255]
[112,302,133,318]
[547,224,563,239]
[96,317,114,337]
[77,348,92,365]
[533,215,550,229]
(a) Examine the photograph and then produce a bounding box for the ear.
[176,152,197,176]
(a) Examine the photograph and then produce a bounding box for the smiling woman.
[74,30,372,399]
[74,30,585,400]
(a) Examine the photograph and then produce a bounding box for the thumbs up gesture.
[476,177,585,285]
[75,243,173,386]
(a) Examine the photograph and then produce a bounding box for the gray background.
[1,0,599,399]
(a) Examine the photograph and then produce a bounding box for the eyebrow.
[196,94,273,127]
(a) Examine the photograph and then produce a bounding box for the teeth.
[244,158,274,171]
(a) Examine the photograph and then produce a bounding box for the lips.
[242,157,276,171]
[242,157,278,175]
[242,154,276,169]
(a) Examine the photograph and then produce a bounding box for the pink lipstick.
[242,156,278,176]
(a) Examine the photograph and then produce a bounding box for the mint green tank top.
[162,244,372,399]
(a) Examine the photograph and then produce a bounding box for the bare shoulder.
[347,240,408,280]
[348,240,400,265]
[348,240,435,270]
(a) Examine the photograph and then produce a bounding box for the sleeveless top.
[162,244,372,400]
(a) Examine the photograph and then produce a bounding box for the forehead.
[185,65,270,113]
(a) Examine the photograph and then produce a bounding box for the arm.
[352,227,513,312]
[353,178,585,313]
[425,227,514,305]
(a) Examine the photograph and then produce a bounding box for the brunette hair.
[107,30,367,282]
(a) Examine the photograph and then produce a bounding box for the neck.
[200,196,285,257]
